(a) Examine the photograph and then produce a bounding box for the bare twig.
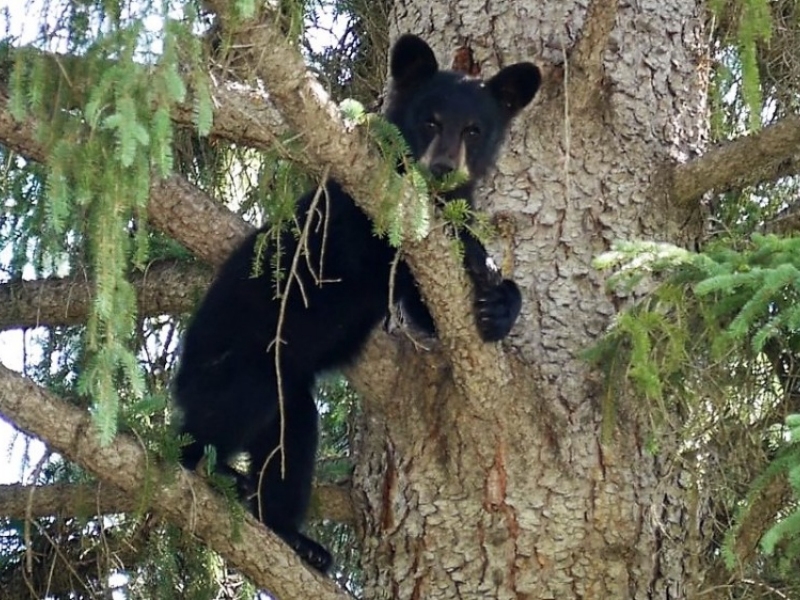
[762,193,800,235]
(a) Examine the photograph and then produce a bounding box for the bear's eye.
[464,125,481,138]
[423,118,440,131]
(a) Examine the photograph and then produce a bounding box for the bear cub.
[174,34,540,573]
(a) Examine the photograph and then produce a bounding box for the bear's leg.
[246,385,333,573]
[178,365,278,471]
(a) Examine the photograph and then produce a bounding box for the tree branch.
[0,365,350,599]
[0,17,487,362]
[147,175,253,264]
[200,3,512,397]
[0,482,138,517]
[671,115,800,206]
[0,261,210,330]
[0,84,430,407]
[763,197,800,235]
[0,481,355,523]
[0,45,292,152]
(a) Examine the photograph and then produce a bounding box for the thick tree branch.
[0,481,355,523]
[147,175,253,264]
[201,3,512,398]
[0,87,427,405]
[0,261,210,330]
[0,269,418,417]
[671,115,800,206]
[0,365,349,599]
[0,482,139,517]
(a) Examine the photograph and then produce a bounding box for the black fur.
[174,34,540,573]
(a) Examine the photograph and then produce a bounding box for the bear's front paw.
[474,279,521,342]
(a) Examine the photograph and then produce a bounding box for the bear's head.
[383,34,540,188]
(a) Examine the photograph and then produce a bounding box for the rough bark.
[671,114,800,205]
[0,482,141,517]
[0,261,210,330]
[349,1,714,599]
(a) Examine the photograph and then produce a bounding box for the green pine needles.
[709,0,773,132]
[340,98,486,252]
[591,234,800,569]
[8,1,212,443]
[340,98,431,246]
[594,235,800,374]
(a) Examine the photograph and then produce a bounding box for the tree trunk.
[354,1,711,598]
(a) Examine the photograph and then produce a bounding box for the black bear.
[174,34,540,573]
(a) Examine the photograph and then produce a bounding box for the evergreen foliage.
[710,0,773,131]
[583,5,800,591]
[591,234,800,588]
[7,0,213,443]
[0,0,377,594]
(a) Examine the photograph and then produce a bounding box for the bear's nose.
[430,160,455,178]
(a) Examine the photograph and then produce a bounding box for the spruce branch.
[0,482,139,518]
[147,175,253,265]
[0,82,430,411]
[0,45,291,152]
[0,89,250,266]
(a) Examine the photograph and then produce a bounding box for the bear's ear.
[390,34,439,90]
[487,62,541,117]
